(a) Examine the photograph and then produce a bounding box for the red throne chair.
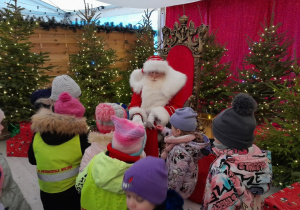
[160,15,216,204]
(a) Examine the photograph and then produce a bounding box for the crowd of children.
[0,56,273,210]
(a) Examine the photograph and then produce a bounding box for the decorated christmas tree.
[115,9,156,105]
[197,31,233,115]
[69,3,119,124]
[256,64,300,187]
[237,12,294,123]
[0,2,52,124]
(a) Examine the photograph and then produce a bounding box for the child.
[201,93,272,209]
[0,108,31,210]
[50,75,81,102]
[79,103,128,172]
[76,116,146,210]
[28,92,90,210]
[161,107,210,199]
[123,156,184,210]
[30,87,52,110]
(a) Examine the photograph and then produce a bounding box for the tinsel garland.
[23,16,156,34]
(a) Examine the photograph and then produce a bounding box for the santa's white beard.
[141,77,171,112]
[144,77,165,90]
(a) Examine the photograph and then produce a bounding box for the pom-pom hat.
[50,75,81,101]
[212,93,257,149]
[122,156,168,205]
[54,92,85,118]
[142,55,170,74]
[170,107,198,131]
[95,103,127,134]
[111,116,145,155]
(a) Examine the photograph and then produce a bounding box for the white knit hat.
[50,75,81,101]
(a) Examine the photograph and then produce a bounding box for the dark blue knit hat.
[31,87,52,105]
[212,93,257,149]
[170,107,198,131]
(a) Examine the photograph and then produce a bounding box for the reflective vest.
[81,157,127,210]
[33,132,82,193]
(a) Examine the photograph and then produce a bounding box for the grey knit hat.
[170,107,198,131]
[50,75,81,101]
[212,93,257,149]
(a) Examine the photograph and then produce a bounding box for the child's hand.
[156,125,164,131]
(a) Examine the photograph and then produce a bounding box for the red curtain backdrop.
[166,0,300,75]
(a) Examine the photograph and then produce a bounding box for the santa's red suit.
[128,56,187,157]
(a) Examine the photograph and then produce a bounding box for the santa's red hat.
[142,55,170,74]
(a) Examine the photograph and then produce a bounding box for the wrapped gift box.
[264,182,300,209]
[19,121,34,140]
[6,134,31,157]
[6,121,33,157]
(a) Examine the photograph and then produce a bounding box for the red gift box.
[19,121,34,139]
[6,121,33,157]
[264,182,300,209]
[6,134,31,157]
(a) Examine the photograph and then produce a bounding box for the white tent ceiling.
[40,0,200,10]
[41,0,110,11]
[98,0,200,9]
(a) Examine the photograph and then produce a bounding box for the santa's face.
[147,71,165,82]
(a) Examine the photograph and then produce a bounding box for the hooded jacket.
[202,144,272,210]
[28,108,90,165]
[78,152,131,210]
[79,132,146,173]
[164,134,210,199]
[0,155,31,210]
[79,131,113,172]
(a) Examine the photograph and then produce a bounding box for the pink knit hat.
[95,103,127,134]
[111,115,146,155]
[54,92,85,118]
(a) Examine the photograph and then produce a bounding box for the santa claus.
[128,56,187,157]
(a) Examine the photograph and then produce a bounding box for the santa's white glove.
[132,115,143,125]
[145,113,155,129]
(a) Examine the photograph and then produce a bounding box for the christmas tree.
[0,2,52,124]
[255,64,300,187]
[197,31,233,115]
[237,12,294,123]
[115,9,156,105]
[69,3,119,124]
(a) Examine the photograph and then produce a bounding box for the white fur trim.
[130,69,146,94]
[129,107,147,122]
[151,106,170,126]
[143,60,170,73]
[130,67,187,99]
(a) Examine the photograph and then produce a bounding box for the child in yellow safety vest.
[28,92,90,210]
[76,116,146,210]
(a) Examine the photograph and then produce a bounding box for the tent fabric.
[166,0,300,75]
[97,0,200,9]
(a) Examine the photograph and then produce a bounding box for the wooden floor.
[0,139,279,210]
